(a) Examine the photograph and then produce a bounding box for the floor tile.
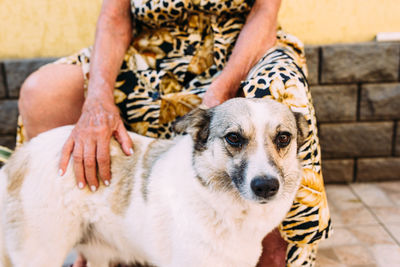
[326,185,364,211]
[336,207,379,226]
[351,265,377,267]
[385,223,400,244]
[316,248,345,267]
[333,245,376,266]
[328,205,345,227]
[348,224,397,245]
[322,184,400,267]
[377,181,400,194]
[370,206,400,224]
[350,183,395,207]
[319,227,359,249]
[370,244,400,266]
[377,182,400,206]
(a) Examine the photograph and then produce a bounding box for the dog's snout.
[250,176,279,199]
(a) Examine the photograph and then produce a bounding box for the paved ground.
[316,182,400,267]
[64,182,400,267]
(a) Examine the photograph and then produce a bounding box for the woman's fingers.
[69,134,111,191]
[59,136,74,176]
[73,142,86,190]
[84,140,99,191]
[62,104,130,191]
[96,136,111,186]
[114,122,133,156]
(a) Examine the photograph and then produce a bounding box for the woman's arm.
[202,0,281,107]
[87,0,132,102]
[59,0,133,190]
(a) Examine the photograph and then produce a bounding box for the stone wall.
[0,58,55,149]
[0,41,399,183]
[306,42,400,183]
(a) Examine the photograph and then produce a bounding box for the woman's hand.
[203,0,280,109]
[57,0,133,192]
[58,96,133,191]
[202,76,238,108]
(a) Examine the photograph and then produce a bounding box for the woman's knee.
[20,64,84,113]
[18,64,85,138]
[19,68,47,114]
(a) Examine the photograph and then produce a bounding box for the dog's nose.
[251,176,279,199]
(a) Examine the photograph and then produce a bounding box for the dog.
[0,98,308,267]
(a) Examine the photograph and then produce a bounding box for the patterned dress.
[17,0,332,265]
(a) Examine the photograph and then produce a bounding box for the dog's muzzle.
[250,176,279,199]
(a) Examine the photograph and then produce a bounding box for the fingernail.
[90,185,97,192]
[58,169,64,177]
[104,180,110,186]
[129,148,134,155]
[78,182,84,189]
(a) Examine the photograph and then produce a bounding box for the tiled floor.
[316,182,400,267]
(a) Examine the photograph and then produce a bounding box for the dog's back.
[0,125,162,266]
[1,98,306,267]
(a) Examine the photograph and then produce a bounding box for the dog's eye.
[276,132,291,148]
[225,133,243,147]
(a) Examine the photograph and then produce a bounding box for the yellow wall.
[0,0,399,59]
[0,0,102,59]
[279,0,400,45]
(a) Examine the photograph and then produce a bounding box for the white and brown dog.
[0,98,307,267]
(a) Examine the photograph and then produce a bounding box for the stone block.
[0,135,16,150]
[4,58,55,98]
[357,157,400,182]
[396,121,400,157]
[311,84,357,122]
[360,83,400,120]
[305,46,319,85]
[0,63,6,98]
[322,159,354,183]
[321,42,399,84]
[319,122,394,158]
[0,100,18,135]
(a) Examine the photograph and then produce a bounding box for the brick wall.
[0,42,399,183]
[306,42,400,183]
[0,58,55,149]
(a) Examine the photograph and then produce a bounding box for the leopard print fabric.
[17,1,331,265]
[57,0,253,138]
[241,32,332,266]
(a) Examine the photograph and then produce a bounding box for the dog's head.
[174,98,307,204]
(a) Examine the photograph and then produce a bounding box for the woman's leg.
[18,64,85,139]
[241,31,331,267]
[18,63,87,266]
[257,229,288,267]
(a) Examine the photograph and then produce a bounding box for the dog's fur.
[0,98,307,267]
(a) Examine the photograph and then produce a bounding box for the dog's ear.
[293,112,309,148]
[173,108,212,151]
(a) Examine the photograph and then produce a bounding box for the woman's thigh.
[240,34,331,266]
[19,63,85,139]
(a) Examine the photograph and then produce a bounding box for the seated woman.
[18,0,331,266]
